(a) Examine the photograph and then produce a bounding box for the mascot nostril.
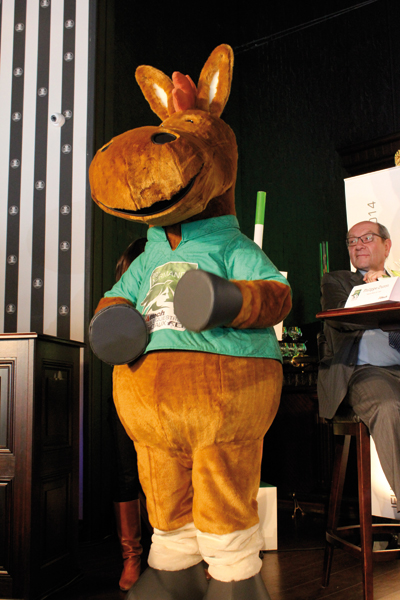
[151,132,177,145]
[90,44,291,600]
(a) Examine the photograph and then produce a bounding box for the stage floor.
[47,508,400,600]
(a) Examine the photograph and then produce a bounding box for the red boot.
[114,499,143,591]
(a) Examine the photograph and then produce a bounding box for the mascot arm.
[94,254,145,314]
[225,240,292,329]
[174,270,291,333]
[174,243,291,333]
[90,260,147,365]
[91,288,147,365]
[95,295,134,314]
[229,279,292,329]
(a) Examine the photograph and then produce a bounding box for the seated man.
[318,220,400,504]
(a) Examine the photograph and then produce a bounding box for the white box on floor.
[257,483,278,550]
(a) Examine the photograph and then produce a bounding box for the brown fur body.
[114,352,282,534]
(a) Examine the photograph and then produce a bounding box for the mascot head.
[89,44,237,226]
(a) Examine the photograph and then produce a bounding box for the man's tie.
[389,331,400,353]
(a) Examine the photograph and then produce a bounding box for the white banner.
[370,438,399,519]
[345,166,400,274]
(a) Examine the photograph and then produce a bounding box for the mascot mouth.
[99,174,198,217]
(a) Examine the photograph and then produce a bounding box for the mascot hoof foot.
[125,563,208,600]
[174,270,242,332]
[203,573,272,600]
[89,303,148,365]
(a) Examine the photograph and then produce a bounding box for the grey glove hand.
[89,304,148,365]
[174,270,243,332]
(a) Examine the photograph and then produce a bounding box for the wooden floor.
[46,509,400,600]
[260,511,400,600]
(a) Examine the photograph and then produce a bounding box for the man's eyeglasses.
[346,233,385,247]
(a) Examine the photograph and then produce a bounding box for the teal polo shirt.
[105,215,290,360]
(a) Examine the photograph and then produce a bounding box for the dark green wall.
[234,0,400,329]
[103,0,400,329]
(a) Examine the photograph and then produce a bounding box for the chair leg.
[322,543,334,588]
[356,422,373,600]
[322,434,351,587]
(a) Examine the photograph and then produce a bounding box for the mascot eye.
[101,143,112,152]
[185,119,194,123]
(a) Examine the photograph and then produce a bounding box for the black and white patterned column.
[4,0,26,332]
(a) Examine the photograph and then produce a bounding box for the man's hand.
[363,269,387,283]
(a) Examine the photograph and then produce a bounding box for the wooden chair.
[322,409,400,599]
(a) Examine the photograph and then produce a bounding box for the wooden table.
[316,301,400,330]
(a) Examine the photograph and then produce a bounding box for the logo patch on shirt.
[141,262,198,333]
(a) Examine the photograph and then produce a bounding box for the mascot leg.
[197,523,263,582]
[125,445,208,600]
[149,522,201,570]
[189,354,281,598]
[192,434,277,599]
[193,440,265,578]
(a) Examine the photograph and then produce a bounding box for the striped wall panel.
[0,0,91,342]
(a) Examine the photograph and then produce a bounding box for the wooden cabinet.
[0,334,82,599]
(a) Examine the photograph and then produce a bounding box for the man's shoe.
[125,562,208,600]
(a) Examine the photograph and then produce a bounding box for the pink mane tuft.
[171,72,197,113]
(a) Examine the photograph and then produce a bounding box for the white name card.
[345,277,400,308]
[273,271,288,340]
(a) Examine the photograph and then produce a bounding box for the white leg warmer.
[148,522,202,571]
[197,523,263,582]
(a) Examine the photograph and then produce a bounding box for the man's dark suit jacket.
[317,269,369,419]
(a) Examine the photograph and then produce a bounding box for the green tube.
[319,243,323,280]
[319,241,329,278]
[325,241,329,273]
[255,191,266,225]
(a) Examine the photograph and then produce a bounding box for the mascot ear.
[135,65,175,120]
[196,44,234,117]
